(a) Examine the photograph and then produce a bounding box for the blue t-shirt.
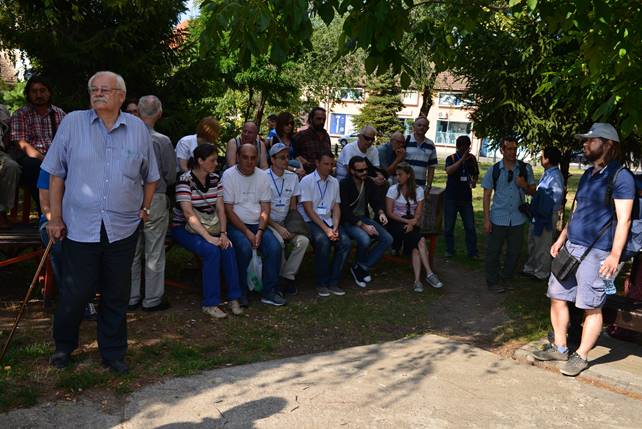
[444,152,473,201]
[37,168,49,224]
[568,161,635,251]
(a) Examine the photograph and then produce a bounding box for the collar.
[269,167,284,178]
[27,104,53,116]
[314,170,328,182]
[236,165,256,177]
[498,159,518,171]
[89,109,127,129]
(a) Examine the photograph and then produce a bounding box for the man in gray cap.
[265,143,310,295]
[533,122,635,377]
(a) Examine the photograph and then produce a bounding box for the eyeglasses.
[88,87,122,95]
[507,170,514,183]
[361,135,375,142]
[274,155,288,160]
[354,168,368,173]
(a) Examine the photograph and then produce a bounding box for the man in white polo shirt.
[299,151,352,297]
[336,125,386,186]
[266,143,310,295]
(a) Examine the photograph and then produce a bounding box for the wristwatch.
[142,207,151,215]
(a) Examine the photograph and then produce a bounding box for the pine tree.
[352,72,404,138]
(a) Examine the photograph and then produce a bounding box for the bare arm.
[39,188,51,222]
[601,198,634,277]
[17,139,44,160]
[425,167,435,189]
[259,141,268,169]
[139,181,158,221]
[225,139,237,168]
[178,159,189,172]
[483,188,492,234]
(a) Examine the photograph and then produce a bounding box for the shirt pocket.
[119,154,142,183]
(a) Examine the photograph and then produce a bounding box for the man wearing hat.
[533,123,635,377]
[265,143,310,295]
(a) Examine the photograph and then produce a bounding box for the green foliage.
[353,71,404,137]
[0,81,26,113]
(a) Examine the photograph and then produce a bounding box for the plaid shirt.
[293,127,331,173]
[9,104,66,155]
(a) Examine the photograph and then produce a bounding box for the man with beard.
[293,107,332,174]
[43,71,159,374]
[10,75,65,211]
[533,123,634,377]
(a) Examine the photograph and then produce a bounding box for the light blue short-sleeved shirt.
[42,109,160,243]
[481,159,535,226]
[537,166,565,212]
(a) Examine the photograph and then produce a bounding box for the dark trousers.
[485,223,524,287]
[17,155,42,213]
[54,224,138,361]
[443,199,477,256]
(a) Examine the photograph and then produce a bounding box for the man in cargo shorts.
[532,123,634,376]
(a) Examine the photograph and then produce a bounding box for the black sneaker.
[350,264,367,288]
[102,359,129,375]
[280,277,298,295]
[488,284,505,294]
[50,351,71,369]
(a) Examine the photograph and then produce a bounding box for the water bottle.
[599,261,621,295]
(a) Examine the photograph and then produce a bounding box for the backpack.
[608,166,642,259]
[492,160,527,190]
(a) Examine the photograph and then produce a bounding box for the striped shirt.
[41,109,160,243]
[10,104,66,154]
[173,171,222,226]
[404,134,437,186]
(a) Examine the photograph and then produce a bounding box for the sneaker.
[202,305,227,319]
[229,300,243,316]
[327,285,346,296]
[425,273,443,289]
[488,284,506,294]
[532,342,569,361]
[142,300,171,312]
[317,286,331,297]
[560,352,589,376]
[261,292,287,306]
[350,265,367,288]
[280,277,298,295]
[362,268,372,283]
[413,281,424,292]
[49,351,71,369]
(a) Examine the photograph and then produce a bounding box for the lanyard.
[455,152,467,176]
[269,169,284,198]
[317,178,329,205]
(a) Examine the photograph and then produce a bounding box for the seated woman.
[385,162,443,292]
[171,144,243,319]
[271,111,304,176]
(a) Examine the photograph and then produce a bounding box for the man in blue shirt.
[481,137,535,293]
[43,71,159,374]
[522,147,564,280]
[533,123,634,377]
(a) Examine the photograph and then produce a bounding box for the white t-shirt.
[222,166,272,225]
[298,170,341,227]
[386,185,425,218]
[175,134,197,172]
[264,168,300,223]
[336,141,380,181]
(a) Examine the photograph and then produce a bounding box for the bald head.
[390,131,405,150]
[238,143,258,175]
[241,121,259,144]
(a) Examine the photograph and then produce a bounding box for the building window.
[435,120,471,145]
[335,88,364,102]
[438,92,469,107]
[402,91,419,105]
[329,113,355,135]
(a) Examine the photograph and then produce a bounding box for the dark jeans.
[17,155,42,213]
[53,224,138,361]
[307,222,352,287]
[443,199,477,256]
[485,223,524,287]
[342,217,393,270]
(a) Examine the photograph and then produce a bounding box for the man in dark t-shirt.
[293,107,332,174]
[443,135,479,258]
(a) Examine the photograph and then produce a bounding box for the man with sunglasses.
[336,125,385,186]
[481,136,535,293]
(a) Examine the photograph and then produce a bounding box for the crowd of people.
[0,71,634,379]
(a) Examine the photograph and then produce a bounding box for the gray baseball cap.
[269,142,289,157]
[575,122,620,143]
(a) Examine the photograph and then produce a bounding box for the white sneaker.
[202,305,227,319]
[413,281,424,292]
[426,273,443,289]
[229,300,243,316]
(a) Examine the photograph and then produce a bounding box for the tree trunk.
[419,73,437,117]
[254,90,267,132]
[244,87,254,121]
[557,150,572,231]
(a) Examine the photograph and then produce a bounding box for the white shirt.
[222,166,272,225]
[265,168,300,223]
[386,185,425,218]
[175,134,197,172]
[298,170,341,227]
[336,141,380,181]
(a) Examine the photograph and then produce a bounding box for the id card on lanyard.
[269,169,287,207]
[315,178,329,216]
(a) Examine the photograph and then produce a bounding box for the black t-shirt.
[444,152,474,201]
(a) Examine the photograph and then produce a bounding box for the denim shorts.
[547,241,609,309]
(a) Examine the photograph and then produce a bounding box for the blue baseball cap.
[269,142,288,157]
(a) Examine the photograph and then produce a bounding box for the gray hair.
[138,95,162,118]
[359,125,377,136]
[87,71,127,93]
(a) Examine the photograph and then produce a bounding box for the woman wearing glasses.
[385,162,443,292]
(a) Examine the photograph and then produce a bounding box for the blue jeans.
[443,199,477,256]
[172,226,241,307]
[307,222,352,287]
[227,223,282,299]
[342,217,393,270]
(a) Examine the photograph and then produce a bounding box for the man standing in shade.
[43,71,159,374]
[293,107,332,174]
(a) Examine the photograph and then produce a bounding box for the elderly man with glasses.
[336,125,385,185]
[42,71,159,374]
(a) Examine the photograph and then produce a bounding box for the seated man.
[266,143,310,295]
[336,125,385,185]
[225,121,268,170]
[175,116,221,173]
[0,104,21,229]
[223,143,285,306]
[299,151,352,297]
[340,156,393,287]
[378,131,406,184]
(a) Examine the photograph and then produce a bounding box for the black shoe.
[350,264,367,288]
[280,277,298,295]
[142,301,171,312]
[127,302,141,312]
[239,295,249,308]
[50,351,71,369]
[488,284,506,294]
[102,359,129,375]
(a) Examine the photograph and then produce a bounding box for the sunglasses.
[354,168,368,173]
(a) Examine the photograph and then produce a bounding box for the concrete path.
[1,334,641,428]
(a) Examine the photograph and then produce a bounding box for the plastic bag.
[247,249,263,292]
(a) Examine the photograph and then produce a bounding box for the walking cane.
[0,238,54,364]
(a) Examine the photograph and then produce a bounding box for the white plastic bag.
[247,249,263,292]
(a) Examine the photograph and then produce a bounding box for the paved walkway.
[1,334,641,428]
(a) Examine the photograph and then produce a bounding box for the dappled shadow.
[586,333,642,368]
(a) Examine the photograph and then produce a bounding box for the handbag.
[185,178,220,235]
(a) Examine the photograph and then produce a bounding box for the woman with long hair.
[272,111,304,175]
[171,144,243,319]
[385,162,443,291]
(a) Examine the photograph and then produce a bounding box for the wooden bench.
[603,295,642,333]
